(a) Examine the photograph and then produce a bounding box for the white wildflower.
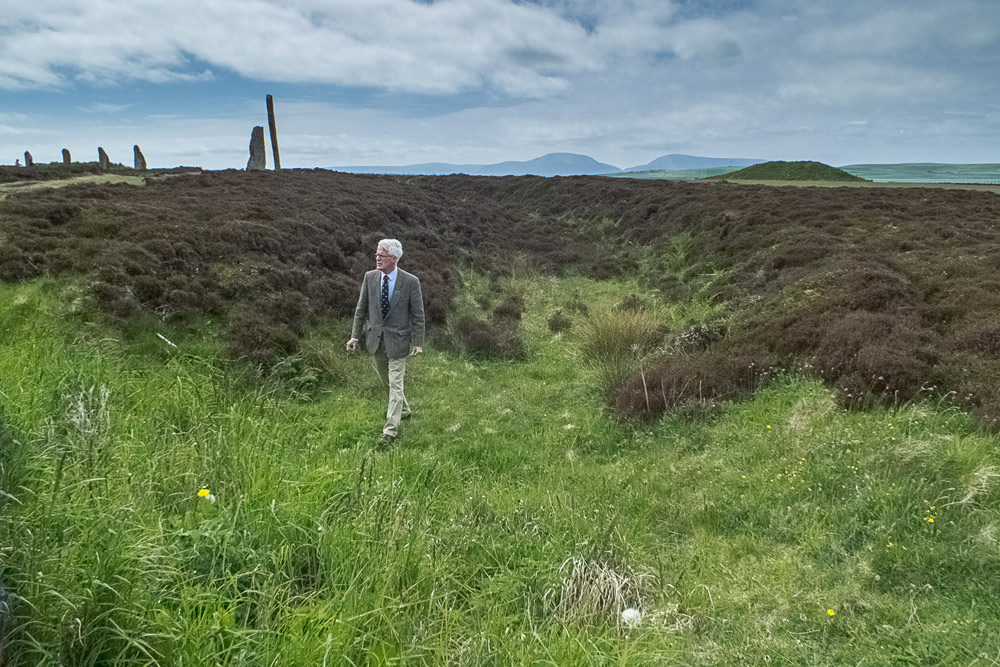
[621,607,642,629]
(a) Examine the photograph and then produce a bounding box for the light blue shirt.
[380,267,398,301]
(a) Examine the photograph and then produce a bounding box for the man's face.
[375,246,398,273]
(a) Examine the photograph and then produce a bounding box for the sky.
[2,0,998,170]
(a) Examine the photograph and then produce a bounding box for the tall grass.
[2,277,1000,664]
[576,306,663,396]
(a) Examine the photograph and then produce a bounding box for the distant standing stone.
[24,151,33,167]
[62,148,71,164]
[246,126,266,170]
[134,145,146,170]
[98,147,110,171]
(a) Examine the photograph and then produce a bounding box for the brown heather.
[2,168,999,424]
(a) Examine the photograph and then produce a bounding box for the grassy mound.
[715,160,868,182]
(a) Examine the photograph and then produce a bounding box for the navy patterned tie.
[381,274,390,318]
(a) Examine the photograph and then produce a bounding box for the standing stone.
[266,94,281,170]
[23,151,33,167]
[246,126,266,171]
[62,148,71,164]
[133,145,146,170]
[98,147,110,171]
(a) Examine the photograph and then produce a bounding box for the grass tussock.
[544,555,658,626]
[576,304,664,394]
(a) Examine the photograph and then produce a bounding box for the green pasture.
[1,275,999,665]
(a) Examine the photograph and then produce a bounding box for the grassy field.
[0,174,146,201]
[2,273,1000,665]
[841,163,1000,184]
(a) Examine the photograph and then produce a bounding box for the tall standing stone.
[133,145,146,170]
[24,151,33,167]
[246,126,266,171]
[62,148,71,164]
[266,94,281,171]
[98,147,110,171]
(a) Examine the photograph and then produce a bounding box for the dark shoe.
[375,434,395,451]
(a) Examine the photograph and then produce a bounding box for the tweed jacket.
[351,268,425,359]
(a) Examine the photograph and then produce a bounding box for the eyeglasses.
[375,252,394,259]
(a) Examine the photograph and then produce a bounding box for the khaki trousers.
[374,340,410,437]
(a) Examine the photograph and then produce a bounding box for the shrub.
[548,309,573,333]
[671,323,725,352]
[90,281,139,320]
[492,295,524,322]
[454,316,524,360]
[612,346,777,418]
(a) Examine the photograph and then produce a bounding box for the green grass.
[840,163,1000,184]
[0,173,145,201]
[2,276,1000,665]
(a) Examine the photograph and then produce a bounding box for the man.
[346,239,425,448]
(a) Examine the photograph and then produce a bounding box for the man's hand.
[410,345,423,356]
[346,337,359,352]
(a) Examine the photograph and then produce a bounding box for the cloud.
[0,0,608,96]
[78,102,136,114]
[777,62,955,104]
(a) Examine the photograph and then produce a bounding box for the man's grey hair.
[378,239,403,259]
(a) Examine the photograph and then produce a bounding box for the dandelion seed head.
[621,607,642,629]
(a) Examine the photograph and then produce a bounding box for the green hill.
[715,160,868,182]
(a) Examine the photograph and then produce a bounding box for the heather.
[3,168,997,425]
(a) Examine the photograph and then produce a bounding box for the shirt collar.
[381,267,398,282]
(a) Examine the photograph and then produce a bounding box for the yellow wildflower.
[198,488,210,498]
[827,609,836,616]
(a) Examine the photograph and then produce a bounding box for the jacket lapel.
[386,271,407,318]
[371,271,384,322]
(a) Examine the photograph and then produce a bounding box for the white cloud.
[777,62,955,104]
[0,0,608,96]
[78,102,136,114]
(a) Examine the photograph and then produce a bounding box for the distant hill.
[716,161,868,182]
[610,166,744,180]
[474,153,619,177]
[331,153,617,177]
[623,153,762,172]
[333,162,487,176]
[331,152,765,177]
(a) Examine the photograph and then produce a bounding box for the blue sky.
[2,0,998,169]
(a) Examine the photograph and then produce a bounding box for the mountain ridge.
[330,152,765,177]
